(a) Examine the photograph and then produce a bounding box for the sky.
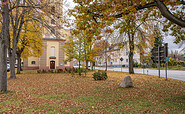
[163,35,185,54]
[64,0,185,54]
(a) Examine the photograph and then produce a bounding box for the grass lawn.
[0,70,185,113]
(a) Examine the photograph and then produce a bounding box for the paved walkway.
[95,67,185,81]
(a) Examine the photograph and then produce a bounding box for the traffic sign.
[120,57,123,61]
[166,57,170,62]
[152,43,168,63]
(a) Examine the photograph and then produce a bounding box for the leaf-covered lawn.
[0,70,185,113]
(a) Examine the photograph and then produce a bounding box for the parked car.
[15,64,17,68]
[7,64,10,72]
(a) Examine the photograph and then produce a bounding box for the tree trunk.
[84,51,87,77]
[129,51,134,74]
[91,62,93,71]
[78,61,81,76]
[86,60,88,69]
[20,59,23,71]
[0,38,7,92]
[17,53,21,74]
[154,0,185,27]
[9,53,16,79]
[20,58,23,71]
[128,31,134,74]
[9,27,17,79]
[85,64,87,77]
[0,0,9,92]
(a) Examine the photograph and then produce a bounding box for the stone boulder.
[120,76,133,88]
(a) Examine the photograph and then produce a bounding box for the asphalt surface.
[95,67,185,81]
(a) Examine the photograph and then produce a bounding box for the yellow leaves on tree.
[17,20,44,59]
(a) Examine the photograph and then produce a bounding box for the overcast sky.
[64,0,185,54]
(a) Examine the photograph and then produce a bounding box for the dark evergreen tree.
[151,25,163,63]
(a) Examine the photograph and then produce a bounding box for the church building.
[23,0,72,70]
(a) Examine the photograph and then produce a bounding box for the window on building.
[126,52,129,55]
[51,6,55,13]
[31,61,36,64]
[51,46,55,57]
[51,28,55,34]
[126,59,129,62]
[51,19,55,24]
[63,34,67,37]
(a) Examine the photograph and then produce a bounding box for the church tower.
[23,0,72,70]
[43,0,66,39]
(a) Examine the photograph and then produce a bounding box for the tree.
[81,29,97,73]
[0,0,10,92]
[113,12,148,73]
[70,0,185,73]
[71,0,184,42]
[64,33,84,76]
[93,40,110,57]
[16,20,43,74]
[64,28,97,76]
[135,26,155,65]
[0,0,67,92]
[67,6,104,74]
[88,0,185,26]
[8,0,28,79]
[151,25,163,63]
[7,0,65,78]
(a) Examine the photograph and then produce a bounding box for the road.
[95,67,185,81]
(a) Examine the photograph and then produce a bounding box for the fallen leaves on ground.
[0,70,184,113]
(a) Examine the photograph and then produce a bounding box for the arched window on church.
[51,19,55,24]
[51,6,55,13]
[51,28,55,34]
[51,46,55,57]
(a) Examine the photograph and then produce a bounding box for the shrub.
[92,70,108,80]
[178,60,184,66]
[37,70,41,73]
[152,63,157,68]
[57,69,63,73]
[42,69,47,73]
[48,70,54,73]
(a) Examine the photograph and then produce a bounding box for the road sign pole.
[184,53,185,67]
[120,57,123,72]
[165,43,168,81]
[121,61,122,72]
[158,46,160,78]
[165,61,168,81]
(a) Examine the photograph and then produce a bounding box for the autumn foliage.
[0,71,184,113]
